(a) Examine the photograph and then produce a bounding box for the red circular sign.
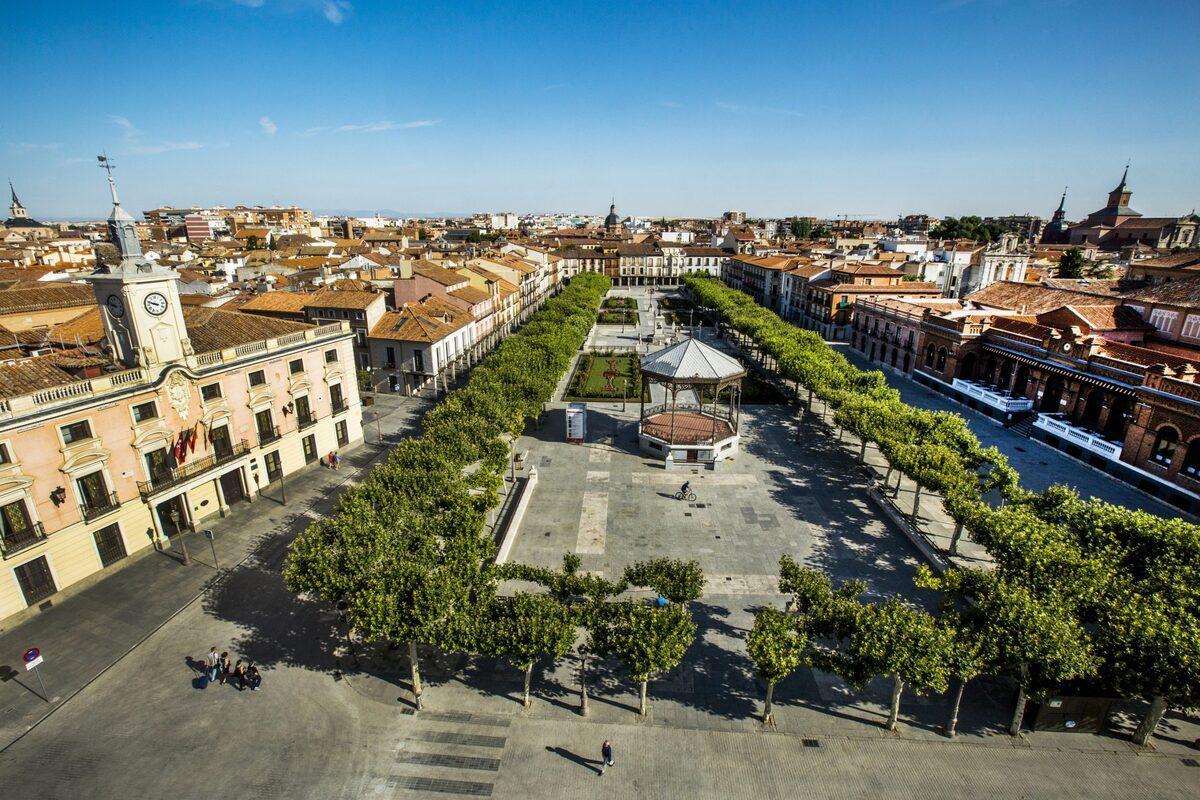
[23,647,39,662]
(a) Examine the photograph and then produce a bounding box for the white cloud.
[302,119,439,136]
[259,115,278,136]
[109,115,203,155]
[323,1,351,24]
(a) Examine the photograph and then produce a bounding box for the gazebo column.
[710,383,719,443]
[668,383,678,444]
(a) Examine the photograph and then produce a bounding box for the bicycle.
[674,490,697,502]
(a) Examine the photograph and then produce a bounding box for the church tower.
[1106,164,1134,212]
[8,182,28,219]
[89,160,193,369]
[1040,188,1070,244]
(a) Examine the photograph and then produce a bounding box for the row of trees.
[285,273,705,713]
[683,274,1199,745]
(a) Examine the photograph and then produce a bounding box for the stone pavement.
[0,392,428,751]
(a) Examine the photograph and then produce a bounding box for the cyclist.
[679,481,691,499]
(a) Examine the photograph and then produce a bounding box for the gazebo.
[638,338,747,466]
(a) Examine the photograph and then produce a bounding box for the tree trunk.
[911,485,922,519]
[884,466,894,491]
[946,678,967,738]
[522,662,534,708]
[408,640,423,710]
[763,681,776,725]
[579,654,590,717]
[948,520,965,555]
[858,439,867,464]
[1132,695,1168,747]
[886,675,904,731]
[1009,686,1027,736]
[638,679,649,716]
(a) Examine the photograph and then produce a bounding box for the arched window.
[1184,439,1200,477]
[1152,427,1180,466]
[925,344,936,367]
[935,347,947,371]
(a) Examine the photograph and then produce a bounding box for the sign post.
[23,647,47,701]
[203,529,218,569]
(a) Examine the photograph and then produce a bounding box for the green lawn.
[597,309,640,325]
[565,353,640,399]
[601,297,637,310]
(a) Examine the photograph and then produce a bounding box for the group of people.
[202,646,262,692]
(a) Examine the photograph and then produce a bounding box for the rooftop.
[640,338,747,383]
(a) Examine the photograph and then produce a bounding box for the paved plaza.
[0,289,1197,799]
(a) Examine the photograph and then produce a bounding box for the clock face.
[106,294,125,319]
[144,292,168,316]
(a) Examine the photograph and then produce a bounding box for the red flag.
[188,423,199,453]
[174,433,185,464]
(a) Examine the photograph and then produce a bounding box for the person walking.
[246,663,262,691]
[599,740,614,775]
[327,451,336,469]
[233,660,247,691]
[203,646,220,683]
[217,651,232,685]
[332,451,341,471]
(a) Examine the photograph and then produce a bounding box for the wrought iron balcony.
[137,440,250,498]
[297,413,317,430]
[258,425,282,446]
[1,521,47,558]
[331,399,348,415]
[81,491,120,522]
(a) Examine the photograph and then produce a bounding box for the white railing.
[952,378,1034,413]
[0,322,351,422]
[1034,414,1122,460]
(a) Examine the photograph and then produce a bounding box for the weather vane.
[97,153,115,178]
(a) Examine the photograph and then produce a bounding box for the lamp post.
[170,506,191,566]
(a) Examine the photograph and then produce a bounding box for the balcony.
[81,491,120,522]
[137,440,250,498]
[258,425,281,446]
[331,399,348,415]
[951,378,1034,413]
[297,413,317,430]
[1034,413,1123,461]
[1,521,47,558]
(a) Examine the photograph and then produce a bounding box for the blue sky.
[4,1,1199,220]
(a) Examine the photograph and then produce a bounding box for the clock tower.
[89,163,193,369]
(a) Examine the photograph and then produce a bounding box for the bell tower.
[8,181,28,220]
[89,157,193,369]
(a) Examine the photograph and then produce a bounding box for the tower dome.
[604,200,620,231]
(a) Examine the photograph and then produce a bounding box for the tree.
[486,593,577,708]
[790,219,813,239]
[747,607,809,725]
[834,597,953,731]
[929,215,1006,243]
[606,602,697,716]
[1055,247,1088,279]
[941,616,991,737]
[623,558,705,603]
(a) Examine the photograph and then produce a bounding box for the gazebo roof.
[640,338,747,383]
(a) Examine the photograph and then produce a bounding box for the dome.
[640,338,747,383]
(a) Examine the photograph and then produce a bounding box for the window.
[289,358,304,375]
[264,450,282,482]
[145,448,171,483]
[355,329,367,348]
[248,370,266,387]
[1181,314,1200,340]
[335,420,349,447]
[14,556,56,606]
[255,410,276,442]
[60,420,93,444]
[0,443,9,464]
[1152,427,1179,466]
[93,523,127,567]
[935,347,947,371]
[1,499,34,544]
[330,383,345,412]
[201,383,223,402]
[1184,440,1200,478]
[211,425,233,459]
[295,395,313,426]
[1148,308,1178,334]
[302,434,318,464]
[385,346,396,369]
[76,471,112,514]
[132,401,158,423]
[325,349,338,363]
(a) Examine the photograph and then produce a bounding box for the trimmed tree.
[607,602,697,716]
[747,607,809,725]
[623,558,705,603]
[486,592,577,708]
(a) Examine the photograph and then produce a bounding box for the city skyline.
[4,0,1200,219]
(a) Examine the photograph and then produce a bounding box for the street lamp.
[170,506,191,566]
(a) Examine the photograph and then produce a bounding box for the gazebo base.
[639,411,739,464]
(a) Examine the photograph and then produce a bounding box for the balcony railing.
[331,399,348,415]
[81,491,120,522]
[137,440,250,498]
[952,378,1034,413]
[258,426,281,446]
[1034,413,1123,461]
[1,521,47,558]
[297,413,317,430]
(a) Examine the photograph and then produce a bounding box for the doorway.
[156,494,189,535]
[219,470,246,504]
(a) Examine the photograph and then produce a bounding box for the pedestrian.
[246,663,262,691]
[233,660,247,691]
[333,451,341,471]
[218,651,231,685]
[599,740,613,775]
[204,646,220,683]
[327,451,336,469]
